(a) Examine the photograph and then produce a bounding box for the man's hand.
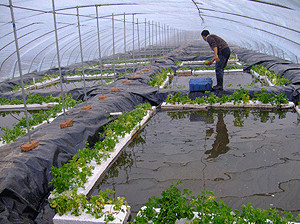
[215,55,220,62]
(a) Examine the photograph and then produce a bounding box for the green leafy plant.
[134,182,300,223]
[165,87,289,108]
[134,181,194,223]
[252,65,291,86]
[148,68,173,87]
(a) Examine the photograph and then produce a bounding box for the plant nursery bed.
[159,73,174,88]
[92,109,300,219]
[193,68,243,75]
[103,61,149,68]
[250,70,274,86]
[161,101,294,111]
[181,59,238,66]
[53,205,130,224]
[25,77,61,90]
[64,73,116,81]
[0,102,59,112]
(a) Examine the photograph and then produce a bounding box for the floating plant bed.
[53,205,130,224]
[25,77,61,90]
[176,69,192,75]
[161,101,294,111]
[0,102,59,112]
[159,73,174,89]
[64,73,116,81]
[181,59,238,66]
[103,61,149,68]
[251,65,291,86]
[193,68,243,75]
[148,68,174,88]
[250,70,274,87]
[0,94,80,145]
[50,104,156,224]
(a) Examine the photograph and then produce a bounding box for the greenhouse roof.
[0,0,299,79]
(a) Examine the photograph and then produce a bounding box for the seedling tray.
[53,205,130,224]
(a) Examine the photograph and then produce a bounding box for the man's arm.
[212,47,220,62]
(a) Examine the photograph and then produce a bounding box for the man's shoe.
[212,85,223,91]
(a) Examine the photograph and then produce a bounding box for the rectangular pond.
[91,109,300,218]
[170,71,261,89]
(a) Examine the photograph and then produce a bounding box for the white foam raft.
[193,69,243,75]
[250,70,275,87]
[181,59,239,66]
[0,102,59,112]
[158,73,174,89]
[52,107,156,224]
[161,101,295,111]
[54,205,130,224]
[64,73,116,81]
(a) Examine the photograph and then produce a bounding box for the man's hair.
[201,30,210,37]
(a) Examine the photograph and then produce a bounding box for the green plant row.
[49,103,152,220]
[4,74,59,92]
[65,70,115,77]
[166,86,289,108]
[193,64,243,71]
[148,68,173,87]
[0,94,81,144]
[134,181,299,223]
[0,93,60,105]
[252,65,291,86]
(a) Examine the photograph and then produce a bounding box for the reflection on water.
[93,109,300,217]
[205,113,230,159]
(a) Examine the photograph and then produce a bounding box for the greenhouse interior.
[0,0,300,223]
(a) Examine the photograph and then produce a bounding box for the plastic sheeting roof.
[0,0,299,80]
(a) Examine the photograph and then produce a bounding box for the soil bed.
[92,109,300,219]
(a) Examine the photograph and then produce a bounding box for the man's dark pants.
[215,47,231,88]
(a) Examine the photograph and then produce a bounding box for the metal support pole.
[95,5,103,93]
[137,18,140,52]
[155,22,158,58]
[164,24,166,56]
[159,22,162,55]
[132,14,135,70]
[123,13,127,75]
[9,0,31,143]
[148,21,151,61]
[151,21,154,60]
[296,56,299,64]
[51,0,66,121]
[112,13,116,81]
[76,7,87,104]
[144,19,147,62]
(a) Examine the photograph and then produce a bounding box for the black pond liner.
[0,44,299,223]
[92,109,300,220]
